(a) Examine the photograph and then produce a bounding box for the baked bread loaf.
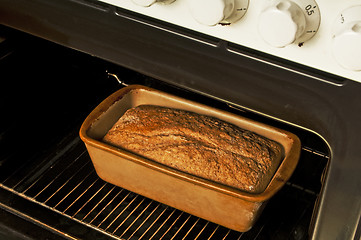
[103,105,283,193]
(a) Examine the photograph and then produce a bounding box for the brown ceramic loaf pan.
[80,85,301,232]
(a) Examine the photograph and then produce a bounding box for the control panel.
[98,0,361,83]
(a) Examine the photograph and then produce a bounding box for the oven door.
[1,0,361,239]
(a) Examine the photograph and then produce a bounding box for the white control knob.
[258,0,320,48]
[332,6,361,71]
[132,0,175,7]
[188,0,249,26]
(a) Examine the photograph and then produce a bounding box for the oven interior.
[0,26,329,240]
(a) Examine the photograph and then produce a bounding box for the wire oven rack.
[0,28,329,240]
[0,130,329,240]
[0,132,328,240]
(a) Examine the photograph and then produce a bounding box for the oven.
[0,0,360,239]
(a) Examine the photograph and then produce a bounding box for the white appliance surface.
[98,0,361,83]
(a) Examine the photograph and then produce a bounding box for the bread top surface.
[103,105,283,193]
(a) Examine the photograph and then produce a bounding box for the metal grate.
[0,130,328,240]
[0,136,244,239]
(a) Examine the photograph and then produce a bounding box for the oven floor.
[0,27,329,240]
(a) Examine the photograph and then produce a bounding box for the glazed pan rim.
[80,85,301,202]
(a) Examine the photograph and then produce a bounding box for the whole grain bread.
[102,105,283,193]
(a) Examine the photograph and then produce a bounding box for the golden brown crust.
[103,105,283,193]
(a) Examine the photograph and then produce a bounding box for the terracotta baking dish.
[80,85,301,232]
